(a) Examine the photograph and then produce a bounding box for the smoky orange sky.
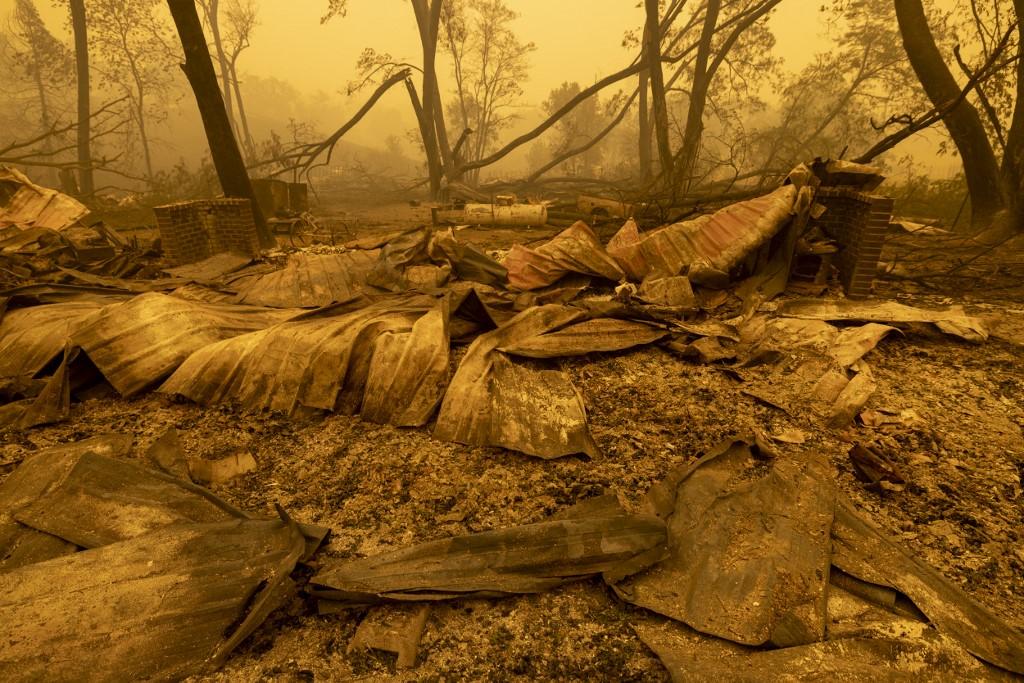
[11,0,965,176]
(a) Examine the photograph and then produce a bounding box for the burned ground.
[2,206,1021,681]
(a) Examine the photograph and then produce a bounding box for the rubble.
[0,165,1019,680]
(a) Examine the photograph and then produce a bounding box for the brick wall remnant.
[154,198,261,265]
[812,187,893,300]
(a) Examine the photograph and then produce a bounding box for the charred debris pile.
[1,159,1022,681]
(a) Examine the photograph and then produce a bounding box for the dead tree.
[69,0,94,196]
[894,0,1006,229]
[166,0,273,249]
[644,0,673,179]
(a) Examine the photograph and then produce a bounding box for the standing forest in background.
[0,0,1022,233]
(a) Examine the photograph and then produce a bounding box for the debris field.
[1,161,1023,681]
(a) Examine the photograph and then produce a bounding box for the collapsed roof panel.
[228,250,381,308]
[72,292,297,396]
[0,301,107,379]
[0,518,305,682]
[609,185,798,285]
[0,166,89,232]
[160,294,445,419]
[503,221,625,291]
[616,439,835,647]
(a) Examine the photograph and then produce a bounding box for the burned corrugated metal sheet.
[0,301,107,378]
[361,301,451,427]
[0,283,133,309]
[608,186,797,285]
[0,517,305,682]
[616,439,835,647]
[503,221,625,291]
[499,318,668,359]
[73,292,296,396]
[228,250,381,308]
[0,166,89,231]
[311,499,665,604]
[428,228,508,286]
[434,305,605,459]
[164,252,253,282]
[488,354,600,459]
[160,295,445,420]
[0,435,133,573]
[13,451,242,549]
[832,496,1024,674]
[776,299,989,343]
[634,619,1007,683]
[607,218,647,281]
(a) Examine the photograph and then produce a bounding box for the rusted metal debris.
[311,495,666,606]
[160,294,449,423]
[347,604,432,669]
[777,298,989,342]
[0,166,89,232]
[0,517,305,682]
[618,437,1024,677]
[0,165,1015,679]
[607,185,798,286]
[503,220,625,291]
[0,434,328,681]
[615,438,835,647]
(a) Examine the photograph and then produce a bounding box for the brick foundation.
[154,199,261,266]
[811,188,893,300]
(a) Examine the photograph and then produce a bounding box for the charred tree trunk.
[70,0,94,196]
[229,58,256,159]
[894,0,1005,229]
[412,0,445,198]
[638,68,652,182]
[675,0,721,191]
[643,0,672,180]
[205,0,237,132]
[1000,0,1024,233]
[166,0,273,248]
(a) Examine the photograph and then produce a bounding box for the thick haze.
[6,0,962,179]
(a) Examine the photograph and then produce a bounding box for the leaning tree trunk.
[675,0,721,192]
[638,68,652,182]
[69,0,94,196]
[894,0,1005,230]
[412,0,445,198]
[999,0,1024,233]
[206,0,237,132]
[166,0,273,249]
[643,0,672,180]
